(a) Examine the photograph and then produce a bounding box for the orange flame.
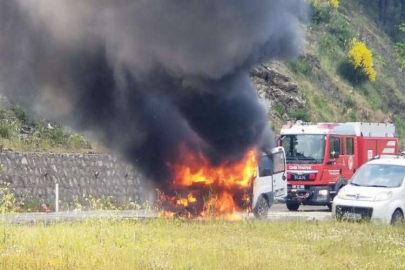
[202,191,237,218]
[170,145,257,189]
[159,145,258,219]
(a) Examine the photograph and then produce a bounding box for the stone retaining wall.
[0,151,143,208]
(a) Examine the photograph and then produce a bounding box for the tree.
[402,0,405,17]
[379,0,391,24]
[396,24,405,67]
[378,0,405,24]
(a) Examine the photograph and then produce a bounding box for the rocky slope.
[252,1,405,148]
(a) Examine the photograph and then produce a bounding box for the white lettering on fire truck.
[289,165,312,170]
[367,150,373,160]
[329,170,340,175]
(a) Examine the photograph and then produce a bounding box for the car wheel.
[286,202,300,211]
[253,195,269,219]
[391,209,404,225]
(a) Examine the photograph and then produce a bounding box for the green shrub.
[328,13,356,49]
[49,129,68,146]
[289,108,311,122]
[338,60,368,85]
[312,2,333,24]
[394,116,405,150]
[0,124,11,139]
[396,24,405,67]
[347,110,357,121]
[362,85,383,111]
[313,95,326,109]
[11,106,28,123]
[344,98,355,108]
[272,103,285,116]
[286,59,312,76]
[317,33,341,61]
[68,135,92,150]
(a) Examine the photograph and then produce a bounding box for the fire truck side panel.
[362,138,377,165]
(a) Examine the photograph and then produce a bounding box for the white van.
[333,155,405,224]
[252,147,287,218]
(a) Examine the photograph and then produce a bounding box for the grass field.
[0,219,405,270]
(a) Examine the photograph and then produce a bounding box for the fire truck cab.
[252,146,287,218]
[279,122,398,211]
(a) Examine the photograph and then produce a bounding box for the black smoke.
[0,0,307,186]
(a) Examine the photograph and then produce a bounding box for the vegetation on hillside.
[397,23,405,67]
[0,103,93,153]
[273,0,405,148]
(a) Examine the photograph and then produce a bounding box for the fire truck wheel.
[391,209,404,225]
[254,195,269,219]
[286,202,300,211]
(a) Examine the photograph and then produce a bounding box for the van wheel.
[391,209,404,225]
[286,203,300,211]
[254,195,269,219]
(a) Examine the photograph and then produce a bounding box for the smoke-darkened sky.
[0,0,308,185]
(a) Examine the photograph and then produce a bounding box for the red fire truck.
[279,122,399,211]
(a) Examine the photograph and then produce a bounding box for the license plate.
[342,212,362,220]
[292,185,305,189]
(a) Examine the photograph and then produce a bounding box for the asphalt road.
[0,204,332,224]
[270,203,330,212]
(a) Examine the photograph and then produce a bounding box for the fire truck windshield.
[281,135,325,164]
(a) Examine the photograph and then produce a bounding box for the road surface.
[0,204,332,224]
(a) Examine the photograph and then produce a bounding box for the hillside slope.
[255,0,405,148]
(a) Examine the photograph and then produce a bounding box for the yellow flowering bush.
[348,38,377,82]
[330,0,339,9]
[0,182,16,214]
[312,0,339,9]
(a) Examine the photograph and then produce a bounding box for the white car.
[332,156,405,224]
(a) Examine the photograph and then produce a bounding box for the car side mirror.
[282,175,286,181]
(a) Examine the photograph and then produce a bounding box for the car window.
[258,155,272,177]
[329,137,340,158]
[346,138,354,155]
[273,152,285,174]
[351,164,405,188]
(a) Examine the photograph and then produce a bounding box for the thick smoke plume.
[0,0,307,186]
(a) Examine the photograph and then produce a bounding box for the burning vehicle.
[157,146,286,219]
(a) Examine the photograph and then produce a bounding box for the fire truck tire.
[253,195,269,219]
[286,202,300,211]
[335,179,348,193]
